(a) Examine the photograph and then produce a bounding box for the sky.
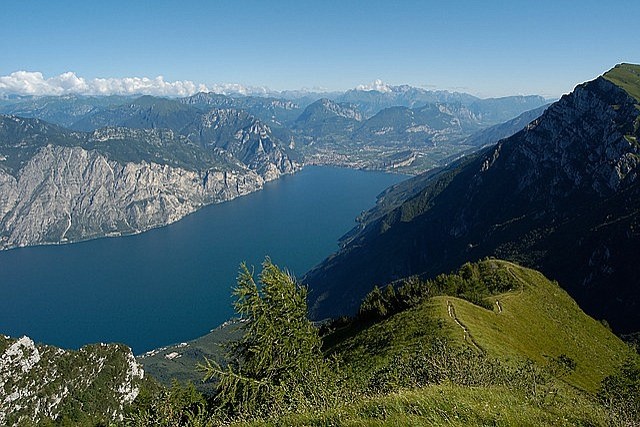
[1,0,639,98]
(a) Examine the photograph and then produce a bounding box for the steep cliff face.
[71,98,300,181]
[185,108,300,181]
[0,144,262,250]
[305,66,640,333]
[0,115,266,250]
[0,335,144,426]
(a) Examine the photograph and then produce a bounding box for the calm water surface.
[0,167,405,353]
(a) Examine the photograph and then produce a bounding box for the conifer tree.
[201,258,332,418]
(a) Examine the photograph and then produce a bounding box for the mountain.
[0,94,133,127]
[335,82,547,122]
[0,115,265,250]
[294,98,363,138]
[0,88,549,176]
[71,95,198,132]
[294,94,548,174]
[305,64,640,334]
[182,108,299,180]
[181,92,303,127]
[336,82,479,117]
[352,103,480,146]
[0,335,145,426]
[71,96,299,181]
[468,95,549,125]
[459,104,550,148]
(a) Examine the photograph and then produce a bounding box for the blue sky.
[1,0,639,98]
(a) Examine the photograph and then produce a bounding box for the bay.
[0,166,405,353]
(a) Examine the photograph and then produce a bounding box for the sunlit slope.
[329,260,629,393]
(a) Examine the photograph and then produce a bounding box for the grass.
[604,63,640,102]
[131,260,636,426]
[228,260,630,426]
[323,301,451,388]
[429,261,630,392]
[324,260,629,392]
[236,384,608,426]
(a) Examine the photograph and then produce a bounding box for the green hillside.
[604,63,640,102]
[133,259,637,426]
[429,261,627,392]
[243,385,607,427]
[326,260,628,393]
[228,259,634,426]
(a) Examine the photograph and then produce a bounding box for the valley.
[1,64,639,426]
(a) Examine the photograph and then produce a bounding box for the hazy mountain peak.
[355,79,393,93]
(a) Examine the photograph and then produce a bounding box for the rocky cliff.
[70,97,301,182]
[0,335,144,426]
[0,115,267,250]
[305,64,640,333]
[183,108,299,181]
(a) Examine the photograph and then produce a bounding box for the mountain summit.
[305,64,640,333]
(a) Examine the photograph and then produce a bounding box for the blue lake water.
[0,166,405,354]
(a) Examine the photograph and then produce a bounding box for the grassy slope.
[140,260,632,425]
[269,260,630,426]
[241,385,606,427]
[324,302,451,386]
[327,260,628,392]
[604,63,640,102]
[431,261,628,392]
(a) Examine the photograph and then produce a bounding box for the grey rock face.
[186,108,300,181]
[0,335,144,426]
[0,144,264,250]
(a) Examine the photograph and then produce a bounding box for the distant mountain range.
[304,63,640,335]
[0,83,547,249]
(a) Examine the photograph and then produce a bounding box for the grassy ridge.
[430,261,628,392]
[133,260,636,426]
[326,260,629,392]
[604,63,640,102]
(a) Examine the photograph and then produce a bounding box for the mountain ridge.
[305,65,640,334]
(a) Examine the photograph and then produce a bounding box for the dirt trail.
[447,300,484,354]
[492,265,526,311]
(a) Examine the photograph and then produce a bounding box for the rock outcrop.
[0,335,144,426]
[0,115,272,250]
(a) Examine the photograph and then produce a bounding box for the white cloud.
[355,79,392,93]
[0,71,276,97]
[0,70,208,96]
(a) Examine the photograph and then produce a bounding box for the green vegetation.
[138,323,243,396]
[604,63,640,102]
[1,338,147,426]
[199,258,336,418]
[123,259,637,426]
[359,260,514,320]
[598,356,640,426]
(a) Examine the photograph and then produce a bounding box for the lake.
[0,166,406,354]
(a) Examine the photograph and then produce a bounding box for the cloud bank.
[355,79,392,93]
[0,71,272,97]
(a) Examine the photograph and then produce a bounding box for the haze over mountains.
[305,63,640,335]
[0,82,547,250]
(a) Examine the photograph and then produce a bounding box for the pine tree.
[200,258,333,418]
